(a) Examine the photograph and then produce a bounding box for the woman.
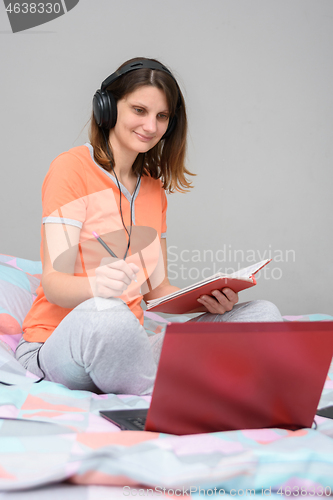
[16,57,282,395]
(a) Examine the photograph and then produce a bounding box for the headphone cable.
[102,129,144,259]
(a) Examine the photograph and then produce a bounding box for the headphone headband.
[101,60,175,91]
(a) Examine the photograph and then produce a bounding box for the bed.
[1,253,333,499]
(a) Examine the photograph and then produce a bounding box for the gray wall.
[1,0,332,316]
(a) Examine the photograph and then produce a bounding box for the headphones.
[93,59,180,138]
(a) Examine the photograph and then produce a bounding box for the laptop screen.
[145,322,333,434]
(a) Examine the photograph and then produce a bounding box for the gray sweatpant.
[15,298,283,395]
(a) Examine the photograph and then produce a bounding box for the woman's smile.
[134,131,156,142]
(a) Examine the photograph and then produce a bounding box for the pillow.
[0,254,42,277]
[0,254,42,355]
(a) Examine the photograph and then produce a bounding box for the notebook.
[146,259,271,314]
[100,321,333,435]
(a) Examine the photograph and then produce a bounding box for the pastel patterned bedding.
[1,254,333,498]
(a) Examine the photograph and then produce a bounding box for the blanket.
[1,317,333,497]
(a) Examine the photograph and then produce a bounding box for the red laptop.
[100,321,333,434]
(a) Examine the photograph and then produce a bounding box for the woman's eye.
[134,107,144,114]
[158,113,169,120]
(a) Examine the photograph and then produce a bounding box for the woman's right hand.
[42,223,140,308]
[89,257,140,299]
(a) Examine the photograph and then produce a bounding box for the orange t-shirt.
[23,144,167,343]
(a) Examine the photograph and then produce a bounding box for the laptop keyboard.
[127,416,146,430]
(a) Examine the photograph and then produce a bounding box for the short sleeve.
[42,152,88,228]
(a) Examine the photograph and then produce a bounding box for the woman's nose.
[142,115,157,133]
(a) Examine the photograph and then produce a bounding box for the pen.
[92,231,137,282]
[92,231,118,258]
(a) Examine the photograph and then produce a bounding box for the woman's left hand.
[197,288,239,315]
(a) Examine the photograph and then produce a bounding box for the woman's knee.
[75,296,124,313]
[249,300,283,321]
[46,297,152,379]
[72,297,135,332]
[73,297,146,350]
[49,297,139,354]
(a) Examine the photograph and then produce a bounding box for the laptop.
[100,321,333,434]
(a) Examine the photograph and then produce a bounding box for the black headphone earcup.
[162,114,177,139]
[93,90,117,129]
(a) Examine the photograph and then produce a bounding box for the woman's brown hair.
[89,57,195,193]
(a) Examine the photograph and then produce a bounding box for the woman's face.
[109,85,170,158]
